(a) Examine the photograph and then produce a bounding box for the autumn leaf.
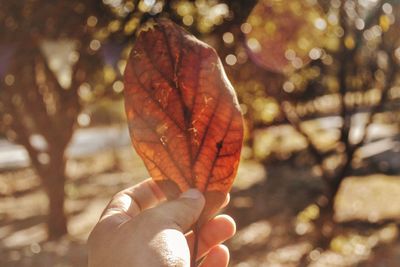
[123,18,243,224]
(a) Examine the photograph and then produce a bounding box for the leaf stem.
[191,222,200,267]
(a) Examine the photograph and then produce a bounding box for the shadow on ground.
[1,148,400,266]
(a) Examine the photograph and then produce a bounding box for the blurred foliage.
[0,0,399,128]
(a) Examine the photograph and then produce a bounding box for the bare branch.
[354,54,399,151]
[279,101,326,169]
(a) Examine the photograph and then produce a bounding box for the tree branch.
[279,101,327,172]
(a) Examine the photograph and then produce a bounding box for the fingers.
[221,193,230,209]
[100,178,166,221]
[100,180,230,232]
[186,215,236,260]
[151,189,205,232]
[199,245,229,267]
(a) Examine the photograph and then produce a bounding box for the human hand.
[88,178,236,267]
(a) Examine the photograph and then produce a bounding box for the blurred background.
[0,0,400,266]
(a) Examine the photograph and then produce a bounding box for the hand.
[88,178,236,267]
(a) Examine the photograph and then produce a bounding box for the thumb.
[154,189,205,232]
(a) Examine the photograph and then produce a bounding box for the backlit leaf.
[124,19,244,223]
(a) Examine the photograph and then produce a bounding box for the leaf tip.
[137,19,158,36]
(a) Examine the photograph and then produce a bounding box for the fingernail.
[180,189,202,199]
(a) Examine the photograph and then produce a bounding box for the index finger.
[100,178,166,222]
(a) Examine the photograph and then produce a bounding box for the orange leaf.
[124,19,243,223]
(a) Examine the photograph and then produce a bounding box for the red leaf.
[124,19,243,223]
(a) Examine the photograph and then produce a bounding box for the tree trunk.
[41,156,68,240]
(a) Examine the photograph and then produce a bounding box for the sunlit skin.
[88,178,236,267]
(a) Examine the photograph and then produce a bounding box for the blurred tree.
[233,0,400,264]
[0,0,115,239]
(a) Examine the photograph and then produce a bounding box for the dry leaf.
[124,18,243,224]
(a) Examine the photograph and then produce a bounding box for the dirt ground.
[1,146,400,267]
